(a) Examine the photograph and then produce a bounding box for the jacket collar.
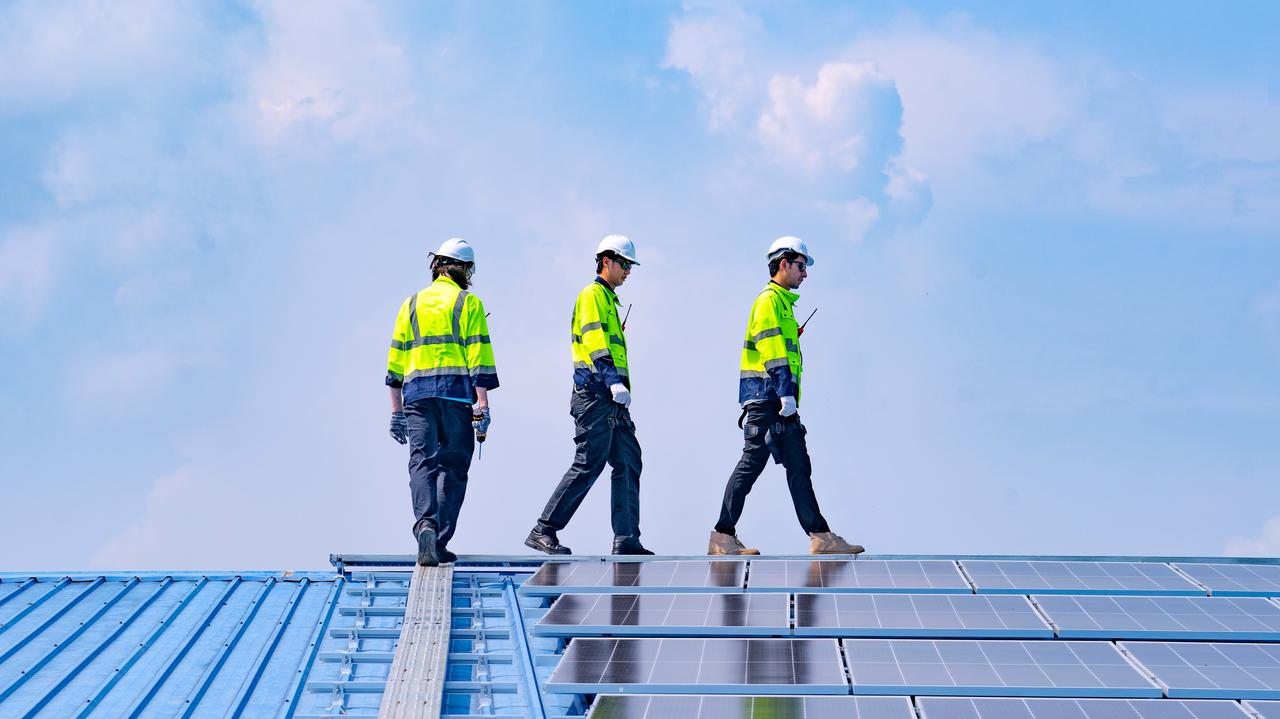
[767,280,800,304]
[594,275,620,302]
[434,275,462,291]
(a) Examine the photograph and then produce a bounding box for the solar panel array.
[1248,701,1280,718]
[536,593,789,637]
[795,594,1054,638]
[1120,642,1280,699]
[917,697,1253,719]
[522,560,746,595]
[1172,565,1280,597]
[587,694,916,719]
[747,560,973,593]
[1035,595,1280,640]
[961,562,1205,595]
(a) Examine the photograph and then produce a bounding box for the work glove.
[609,382,631,407]
[389,411,408,444]
[471,406,491,436]
[779,396,798,417]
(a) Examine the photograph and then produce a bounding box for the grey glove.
[609,382,631,407]
[779,396,798,417]
[389,411,408,444]
[471,406,491,436]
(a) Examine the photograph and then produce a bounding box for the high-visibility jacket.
[571,277,630,395]
[386,275,499,404]
[739,281,803,405]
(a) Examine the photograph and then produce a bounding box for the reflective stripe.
[452,290,468,342]
[571,333,582,343]
[608,335,625,346]
[469,365,498,376]
[743,340,756,350]
[405,366,471,381]
[580,321,604,333]
[407,292,421,341]
[764,358,790,370]
[752,327,782,342]
[589,349,611,361]
[740,370,768,379]
[615,366,630,377]
[398,333,493,349]
[574,361,593,371]
[391,339,410,351]
[785,339,798,353]
[387,370,404,381]
[460,334,490,346]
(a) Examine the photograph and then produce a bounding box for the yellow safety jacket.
[570,277,630,394]
[386,276,499,404]
[739,281,802,405]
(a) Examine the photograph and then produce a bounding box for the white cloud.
[665,4,764,131]
[1224,516,1280,557]
[246,2,417,145]
[0,225,58,333]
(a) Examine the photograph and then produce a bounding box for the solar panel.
[522,561,745,596]
[794,594,1053,638]
[746,560,971,593]
[843,639,1163,697]
[535,593,789,637]
[1245,701,1280,719]
[1120,641,1280,699]
[586,695,916,719]
[1172,564,1280,597]
[1035,595,1280,640]
[546,638,848,695]
[962,562,1204,595]
[917,697,1251,719]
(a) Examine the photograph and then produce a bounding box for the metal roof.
[2,554,1279,718]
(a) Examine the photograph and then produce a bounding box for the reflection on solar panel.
[587,694,916,719]
[1120,641,1280,699]
[794,594,1053,638]
[843,639,1163,697]
[522,561,745,596]
[546,638,848,694]
[1035,595,1280,640]
[746,560,971,593]
[535,593,789,637]
[917,697,1251,719]
[1246,701,1280,719]
[963,562,1204,595]
[1172,564,1280,597]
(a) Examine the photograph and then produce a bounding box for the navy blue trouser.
[406,398,475,551]
[715,402,831,535]
[535,387,643,541]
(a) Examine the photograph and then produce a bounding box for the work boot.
[809,531,864,555]
[438,548,457,564]
[416,528,440,567]
[708,531,760,556]
[525,528,572,555]
[613,537,654,555]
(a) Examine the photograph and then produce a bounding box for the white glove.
[779,396,798,417]
[610,383,631,407]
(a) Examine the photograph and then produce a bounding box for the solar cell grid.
[746,560,971,593]
[1120,641,1280,699]
[547,638,848,695]
[962,562,1204,595]
[794,593,1053,638]
[586,695,916,719]
[535,593,789,637]
[843,639,1163,697]
[522,561,745,595]
[1036,595,1280,640]
[1246,701,1280,719]
[917,697,1252,719]
[1172,564,1280,597]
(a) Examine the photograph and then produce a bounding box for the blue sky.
[1,1,1278,570]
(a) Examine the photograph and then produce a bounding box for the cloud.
[0,225,57,333]
[664,4,764,130]
[1224,516,1280,557]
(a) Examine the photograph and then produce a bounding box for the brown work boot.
[708,531,761,556]
[809,531,864,555]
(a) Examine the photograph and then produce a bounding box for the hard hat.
[431,237,476,268]
[596,234,640,265]
[767,236,814,266]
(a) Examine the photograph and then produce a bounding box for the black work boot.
[525,528,571,555]
[613,537,655,555]
[438,548,457,564]
[416,528,440,567]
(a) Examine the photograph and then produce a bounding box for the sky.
[1,1,1278,571]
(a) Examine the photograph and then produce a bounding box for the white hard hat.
[432,237,476,268]
[767,236,814,266]
[596,234,639,265]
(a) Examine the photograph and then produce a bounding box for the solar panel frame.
[917,697,1254,719]
[843,639,1164,698]
[521,560,747,596]
[586,694,917,719]
[1172,564,1280,597]
[1120,641,1280,699]
[534,593,790,637]
[546,637,850,695]
[1035,595,1280,641]
[962,561,1206,596]
[794,593,1054,638]
[745,560,973,594]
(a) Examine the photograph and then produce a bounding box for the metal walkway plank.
[378,564,453,719]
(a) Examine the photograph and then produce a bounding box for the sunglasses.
[611,257,635,271]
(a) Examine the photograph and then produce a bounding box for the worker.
[708,236,864,556]
[386,238,499,566]
[526,234,653,556]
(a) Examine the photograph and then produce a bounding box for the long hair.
[431,256,471,289]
